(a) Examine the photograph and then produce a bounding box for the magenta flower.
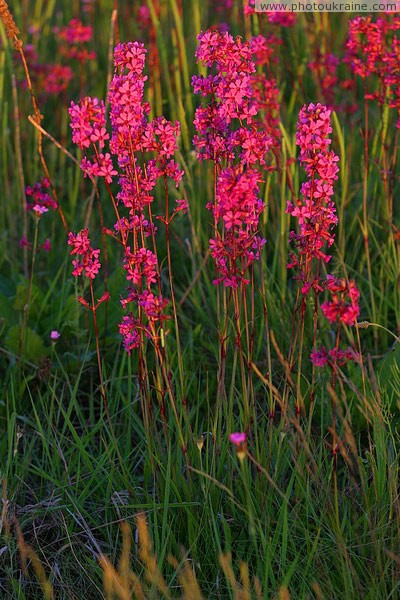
[41,239,51,253]
[345,15,400,127]
[56,19,96,64]
[118,314,147,354]
[229,432,247,446]
[267,12,297,27]
[19,236,31,249]
[32,205,49,217]
[68,229,101,280]
[321,276,360,326]
[311,346,359,368]
[58,19,93,44]
[310,347,329,367]
[44,65,73,95]
[26,178,57,214]
[192,29,277,289]
[68,40,186,353]
[123,247,158,287]
[287,103,339,284]
[50,330,61,340]
[69,97,108,151]
[113,41,147,74]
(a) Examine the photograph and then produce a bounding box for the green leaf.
[13,280,47,318]
[6,325,48,361]
[0,292,18,327]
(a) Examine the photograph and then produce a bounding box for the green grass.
[0,2,399,598]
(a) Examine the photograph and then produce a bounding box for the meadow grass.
[0,1,399,598]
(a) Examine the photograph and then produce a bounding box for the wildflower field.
[0,0,399,598]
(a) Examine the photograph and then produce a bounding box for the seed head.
[0,1,20,41]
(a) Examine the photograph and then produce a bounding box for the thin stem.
[19,216,39,366]
[89,280,109,419]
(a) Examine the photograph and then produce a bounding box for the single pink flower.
[229,432,247,446]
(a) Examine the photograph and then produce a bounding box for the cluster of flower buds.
[345,15,400,127]
[287,103,339,293]
[67,228,101,280]
[26,177,57,217]
[193,29,278,288]
[287,103,360,368]
[69,41,186,353]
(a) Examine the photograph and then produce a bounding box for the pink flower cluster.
[287,103,339,291]
[16,44,73,97]
[209,167,266,288]
[250,34,281,67]
[19,18,95,98]
[193,29,277,288]
[311,346,359,368]
[321,275,360,326]
[288,104,361,366]
[69,97,109,149]
[67,228,101,280]
[345,15,400,127]
[56,19,96,64]
[109,43,185,351]
[192,30,279,163]
[243,0,296,25]
[267,12,297,27]
[26,177,57,216]
[69,41,185,353]
[44,64,74,95]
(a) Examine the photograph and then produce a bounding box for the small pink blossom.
[310,347,329,367]
[33,205,49,216]
[50,330,61,340]
[41,239,51,252]
[229,432,247,446]
[19,236,31,249]
[175,199,188,214]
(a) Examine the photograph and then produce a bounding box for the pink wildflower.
[19,236,31,249]
[41,239,51,252]
[229,432,247,445]
[69,97,108,150]
[287,103,339,281]
[26,178,57,213]
[44,65,73,94]
[267,12,297,27]
[118,315,144,354]
[56,19,96,64]
[193,29,276,289]
[69,40,184,353]
[123,247,158,287]
[345,15,400,126]
[310,347,329,367]
[68,229,101,280]
[311,346,359,368]
[58,19,93,44]
[321,276,360,326]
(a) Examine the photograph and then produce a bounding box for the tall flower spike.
[193,29,276,288]
[287,103,339,292]
[69,39,184,354]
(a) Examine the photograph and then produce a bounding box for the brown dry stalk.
[0,0,19,40]
[14,519,54,599]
